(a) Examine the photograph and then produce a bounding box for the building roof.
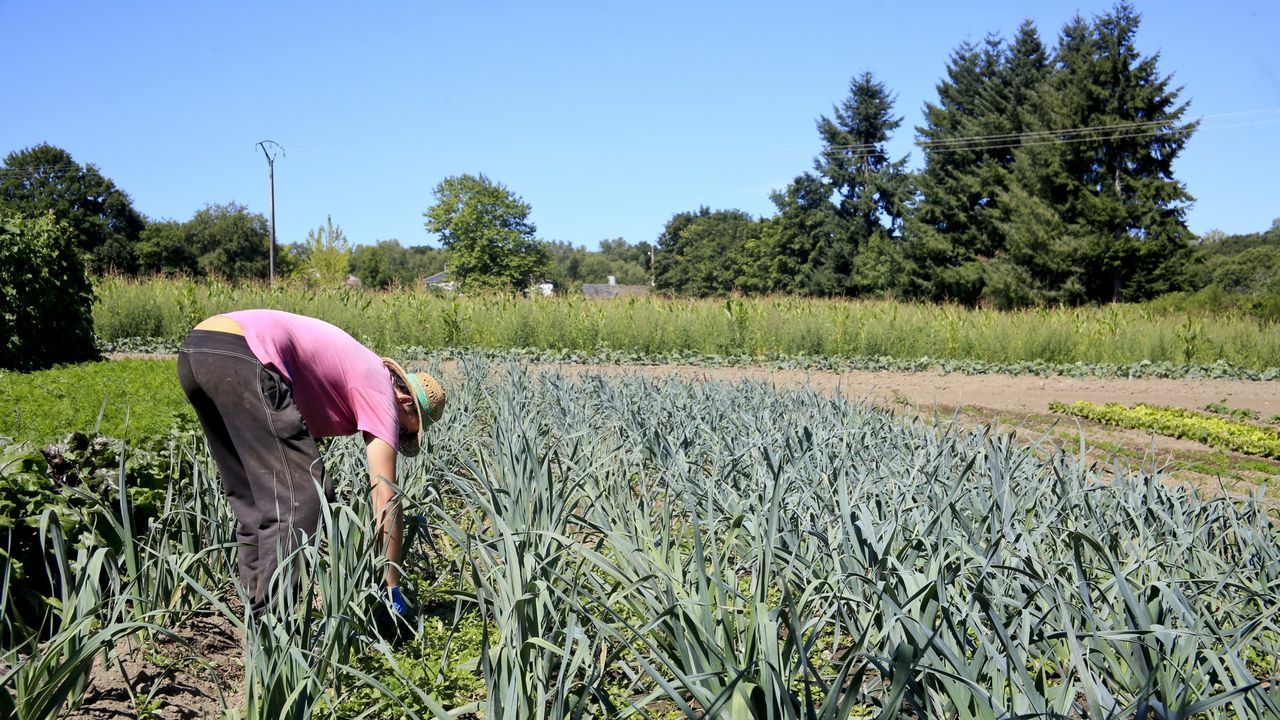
[581,283,651,299]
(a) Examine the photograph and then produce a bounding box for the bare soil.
[63,608,244,719]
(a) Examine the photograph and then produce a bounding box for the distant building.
[537,282,555,297]
[581,281,651,299]
[424,271,456,292]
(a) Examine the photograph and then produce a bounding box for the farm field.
[5,354,1280,718]
[5,283,1280,717]
[530,360,1280,502]
[94,277,1280,372]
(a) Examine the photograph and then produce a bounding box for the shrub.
[0,209,97,370]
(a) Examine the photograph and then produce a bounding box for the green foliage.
[984,183,1088,308]
[293,215,352,287]
[431,361,1280,716]
[1151,223,1280,321]
[0,209,98,370]
[131,204,275,280]
[543,238,651,291]
[0,143,145,274]
[806,72,910,297]
[1052,400,1280,457]
[1014,5,1195,303]
[751,175,838,294]
[350,240,447,289]
[1203,400,1260,421]
[653,207,762,296]
[134,220,195,275]
[6,357,1280,717]
[0,429,190,646]
[423,173,547,291]
[186,202,272,280]
[0,359,193,445]
[333,610,487,717]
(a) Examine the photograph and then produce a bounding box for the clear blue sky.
[3,1,1277,250]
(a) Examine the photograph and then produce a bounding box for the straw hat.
[382,358,446,457]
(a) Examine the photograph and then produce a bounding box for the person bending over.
[176,309,444,617]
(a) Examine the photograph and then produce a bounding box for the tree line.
[0,145,648,292]
[655,4,1210,307]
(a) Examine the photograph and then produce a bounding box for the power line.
[817,107,1280,156]
[835,107,1279,151]
[820,118,1280,160]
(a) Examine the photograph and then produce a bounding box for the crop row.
[1052,400,1280,458]
[93,275,1280,369]
[98,338,1280,382]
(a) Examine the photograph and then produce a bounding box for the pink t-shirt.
[225,310,399,448]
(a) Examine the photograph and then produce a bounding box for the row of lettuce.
[1053,401,1280,459]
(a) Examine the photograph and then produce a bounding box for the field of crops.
[94,276,1280,372]
[4,356,1279,718]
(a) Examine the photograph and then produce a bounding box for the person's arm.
[364,434,403,589]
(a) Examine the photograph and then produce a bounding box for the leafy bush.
[1,429,191,643]
[0,209,97,370]
[1204,399,1261,421]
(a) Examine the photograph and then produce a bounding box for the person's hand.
[389,586,413,620]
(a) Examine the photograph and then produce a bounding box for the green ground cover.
[0,359,191,445]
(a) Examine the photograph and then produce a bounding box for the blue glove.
[389,586,412,618]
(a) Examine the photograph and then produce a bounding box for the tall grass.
[93,275,1280,369]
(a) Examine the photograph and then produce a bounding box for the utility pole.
[256,141,285,285]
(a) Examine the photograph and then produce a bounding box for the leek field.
[4,356,1279,718]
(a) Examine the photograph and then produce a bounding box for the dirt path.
[111,351,1280,416]
[512,362,1280,417]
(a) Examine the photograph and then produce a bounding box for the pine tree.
[902,39,1003,302]
[746,173,839,294]
[1028,4,1197,302]
[806,72,910,296]
[905,25,1051,303]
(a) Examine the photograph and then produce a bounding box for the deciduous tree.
[0,144,144,273]
[186,203,271,280]
[654,208,760,296]
[424,173,547,291]
[294,215,352,286]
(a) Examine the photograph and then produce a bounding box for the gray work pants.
[176,329,331,614]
